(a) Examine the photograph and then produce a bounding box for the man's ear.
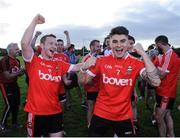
[39,43,43,48]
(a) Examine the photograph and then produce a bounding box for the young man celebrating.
[21,14,95,137]
[79,26,161,137]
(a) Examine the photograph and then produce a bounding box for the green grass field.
[0,56,180,137]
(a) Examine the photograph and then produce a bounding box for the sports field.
[0,56,179,137]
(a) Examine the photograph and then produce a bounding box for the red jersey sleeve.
[58,60,72,75]
[153,56,159,65]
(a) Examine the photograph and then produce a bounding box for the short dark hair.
[148,44,155,50]
[155,35,169,45]
[89,40,100,48]
[103,36,110,49]
[40,34,56,44]
[109,26,129,37]
[68,44,75,51]
[128,35,135,43]
[57,39,64,43]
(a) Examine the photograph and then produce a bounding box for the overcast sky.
[0,0,180,50]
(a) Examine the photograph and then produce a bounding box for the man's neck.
[164,46,171,53]
[40,53,53,61]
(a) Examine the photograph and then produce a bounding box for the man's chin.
[114,53,124,59]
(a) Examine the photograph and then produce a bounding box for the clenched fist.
[133,43,145,55]
[35,31,42,36]
[64,30,69,36]
[33,14,45,24]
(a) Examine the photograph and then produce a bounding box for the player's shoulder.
[1,55,9,60]
[82,53,91,62]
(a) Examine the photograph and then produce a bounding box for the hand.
[133,43,145,55]
[18,68,25,76]
[33,14,45,25]
[35,31,42,36]
[82,56,96,70]
[64,30,69,36]
[64,80,72,86]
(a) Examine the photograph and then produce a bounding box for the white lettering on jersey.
[38,70,61,82]
[40,62,53,68]
[104,64,112,69]
[102,74,132,86]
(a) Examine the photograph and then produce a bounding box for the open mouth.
[49,49,55,55]
[115,48,123,53]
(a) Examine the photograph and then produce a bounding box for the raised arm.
[21,14,45,61]
[63,30,71,50]
[31,31,42,50]
[133,43,161,86]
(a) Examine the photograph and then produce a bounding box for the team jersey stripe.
[161,49,172,72]
[139,67,146,78]
[27,113,35,137]
[86,70,96,77]
[68,65,74,72]
[0,83,10,124]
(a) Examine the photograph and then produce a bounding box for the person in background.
[65,44,87,108]
[103,35,112,56]
[0,43,24,132]
[154,35,180,137]
[145,45,159,126]
[54,31,72,110]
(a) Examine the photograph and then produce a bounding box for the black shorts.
[131,90,135,101]
[156,94,175,110]
[64,72,79,89]
[87,92,98,101]
[89,115,135,137]
[27,113,63,137]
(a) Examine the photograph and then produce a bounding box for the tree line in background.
[0,46,180,57]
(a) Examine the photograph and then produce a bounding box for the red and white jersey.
[24,54,73,115]
[82,53,99,92]
[54,53,70,63]
[87,54,145,121]
[154,49,180,98]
